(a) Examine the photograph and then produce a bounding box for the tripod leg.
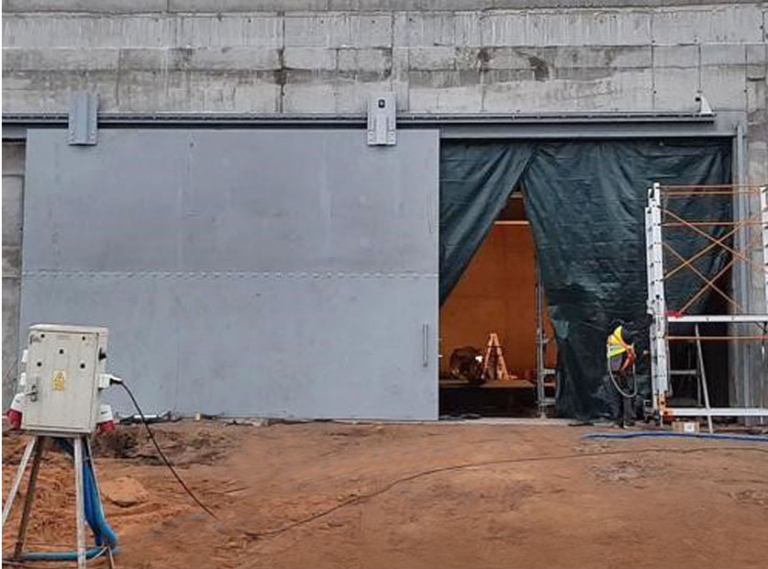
[13,435,47,559]
[74,436,87,569]
[2,437,37,527]
[107,545,116,569]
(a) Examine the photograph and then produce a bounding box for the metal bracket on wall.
[367,93,396,146]
[68,93,98,146]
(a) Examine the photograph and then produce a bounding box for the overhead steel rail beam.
[2,110,736,141]
[3,110,719,125]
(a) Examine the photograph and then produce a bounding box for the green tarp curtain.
[439,139,732,421]
[439,142,537,302]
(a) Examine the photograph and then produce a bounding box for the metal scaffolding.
[645,183,768,423]
[535,259,557,415]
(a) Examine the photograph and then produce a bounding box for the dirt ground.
[3,420,768,569]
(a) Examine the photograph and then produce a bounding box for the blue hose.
[21,439,118,561]
[582,431,768,442]
[82,449,99,546]
[22,547,107,561]
[82,444,118,547]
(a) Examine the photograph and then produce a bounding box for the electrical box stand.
[3,324,119,569]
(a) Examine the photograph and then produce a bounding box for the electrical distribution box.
[21,324,109,435]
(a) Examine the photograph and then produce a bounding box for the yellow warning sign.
[52,370,66,391]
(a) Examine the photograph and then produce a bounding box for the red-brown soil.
[3,420,768,568]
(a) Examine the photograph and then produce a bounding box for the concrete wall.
[3,0,767,409]
[2,142,25,408]
[2,2,766,116]
[440,224,556,378]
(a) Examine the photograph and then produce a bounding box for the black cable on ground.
[116,381,768,541]
[117,382,221,522]
[254,444,768,538]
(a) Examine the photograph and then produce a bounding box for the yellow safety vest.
[607,325,635,370]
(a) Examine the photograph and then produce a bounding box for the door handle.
[422,324,429,367]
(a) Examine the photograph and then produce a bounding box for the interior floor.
[439,193,557,418]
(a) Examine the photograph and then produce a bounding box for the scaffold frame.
[645,182,768,421]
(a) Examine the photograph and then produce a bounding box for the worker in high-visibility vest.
[606,322,638,427]
[607,324,636,375]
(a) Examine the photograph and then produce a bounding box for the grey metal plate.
[24,130,437,274]
[22,129,439,419]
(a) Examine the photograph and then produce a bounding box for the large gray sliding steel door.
[21,129,439,419]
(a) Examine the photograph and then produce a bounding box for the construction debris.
[448,346,484,385]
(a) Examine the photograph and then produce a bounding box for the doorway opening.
[439,188,557,418]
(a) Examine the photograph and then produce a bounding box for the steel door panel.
[21,129,438,419]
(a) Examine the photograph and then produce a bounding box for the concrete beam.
[3,0,167,13]
[701,43,746,66]
[394,12,482,48]
[653,67,700,111]
[407,47,457,70]
[171,47,282,71]
[283,81,336,112]
[115,70,280,112]
[115,47,283,72]
[284,47,338,71]
[2,71,120,113]
[3,48,120,71]
[653,45,698,68]
[3,14,283,49]
[334,78,393,112]
[4,0,761,13]
[284,13,392,48]
[169,0,329,11]
[480,10,652,47]
[650,4,763,44]
[3,15,177,48]
[176,15,283,48]
[338,48,392,73]
[410,84,484,113]
[2,4,764,117]
[481,68,653,112]
[701,65,747,112]
[746,43,767,80]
